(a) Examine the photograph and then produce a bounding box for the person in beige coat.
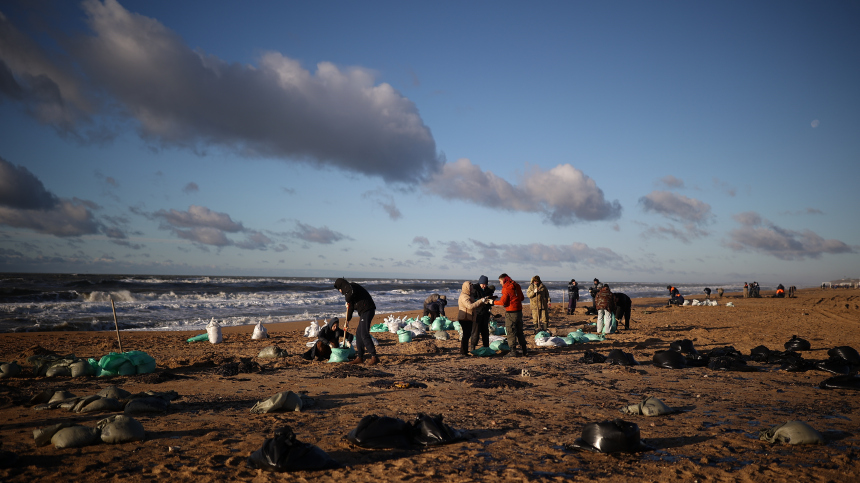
[457,281,489,355]
[527,275,550,332]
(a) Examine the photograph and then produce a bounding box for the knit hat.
[478,275,489,285]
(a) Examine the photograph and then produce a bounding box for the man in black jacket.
[613,292,632,330]
[334,278,379,365]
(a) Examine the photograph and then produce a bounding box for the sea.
[0,273,782,333]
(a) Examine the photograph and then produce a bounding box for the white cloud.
[639,191,713,224]
[726,211,854,260]
[422,158,622,225]
[658,175,684,189]
[290,222,351,245]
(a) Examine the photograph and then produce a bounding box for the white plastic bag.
[303,319,321,338]
[207,318,222,344]
[252,320,268,340]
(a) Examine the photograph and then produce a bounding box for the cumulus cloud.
[658,175,684,189]
[412,236,430,247]
[290,221,351,245]
[0,156,59,209]
[149,204,270,249]
[639,191,713,242]
[182,182,199,194]
[726,211,854,260]
[422,158,622,225]
[1,0,441,182]
[639,191,713,224]
[470,240,628,269]
[0,156,110,236]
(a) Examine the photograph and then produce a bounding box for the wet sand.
[1,288,859,482]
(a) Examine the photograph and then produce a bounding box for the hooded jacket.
[595,286,615,310]
[318,317,352,345]
[493,276,524,312]
[457,281,485,322]
[334,278,376,321]
[527,277,550,310]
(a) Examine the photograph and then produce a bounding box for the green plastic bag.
[370,323,387,332]
[495,326,507,336]
[187,333,208,342]
[453,321,462,332]
[430,319,445,331]
[534,331,552,341]
[421,316,431,325]
[583,333,605,341]
[397,329,413,343]
[328,348,351,363]
[490,340,509,351]
[125,351,156,374]
[471,347,497,357]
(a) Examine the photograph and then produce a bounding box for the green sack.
[430,319,444,331]
[565,329,589,343]
[370,323,387,332]
[534,331,552,341]
[99,353,128,372]
[443,318,455,330]
[495,326,507,336]
[328,347,351,363]
[489,340,509,351]
[125,351,156,374]
[187,333,209,342]
[583,333,605,341]
[453,321,462,332]
[87,358,102,377]
[471,347,497,357]
[397,330,413,343]
[489,320,497,331]
[421,316,431,325]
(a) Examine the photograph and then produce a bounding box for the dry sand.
[1,288,859,482]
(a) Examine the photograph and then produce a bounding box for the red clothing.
[494,277,524,312]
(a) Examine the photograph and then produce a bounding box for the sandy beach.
[1,287,859,482]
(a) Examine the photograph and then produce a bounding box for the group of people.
[743,281,761,298]
[332,274,637,364]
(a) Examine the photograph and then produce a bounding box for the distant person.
[788,285,796,298]
[752,281,761,298]
[613,292,632,330]
[589,278,602,310]
[423,294,446,317]
[595,284,616,334]
[774,284,785,298]
[470,276,495,351]
[667,285,684,305]
[426,297,447,324]
[302,317,353,361]
[457,281,490,356]
[703,287,711,299]
[527,275,550,332]
[334,278,378,365]
[717,288,724,299]
[743,282,749,298]
[567,279,580,315]
[492,273,528,357]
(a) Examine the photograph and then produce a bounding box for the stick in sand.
[109,297,125,353]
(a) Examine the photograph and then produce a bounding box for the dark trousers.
[504,310,528,355]
[567,297,577,314]
[614,303,631,329]
[459,319,473,355]
[354,309,376,358]
[470,312,490,349]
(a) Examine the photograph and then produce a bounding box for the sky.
[0,0,858,284]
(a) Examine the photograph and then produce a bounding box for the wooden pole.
[110,297,124,353]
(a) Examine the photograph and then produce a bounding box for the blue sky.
[1,0,858,284]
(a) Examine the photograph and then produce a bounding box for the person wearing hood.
[457,281,491,356]
[334,278,379,365]
[567,279,579,315]
[589,278,602,311]
[470,275,495,351]
[595,284,616,335]
[423,294,447,317]
[492,273,528,357]
[527,275,550,332]
[302,317,353,361]
[426,296,448,325]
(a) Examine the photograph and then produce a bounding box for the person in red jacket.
[492,273,528,357]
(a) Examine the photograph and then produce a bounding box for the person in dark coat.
[427,297,447,324]
[667,285,683,305]
[423,294,446,317]
[470,275,495,350]
[334,278,378,365]
[302,317,353,361]
[703,287,711,299]
[567,279,579,315]
[612,292,632,330]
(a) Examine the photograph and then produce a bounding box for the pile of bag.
[34,415,146,449]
